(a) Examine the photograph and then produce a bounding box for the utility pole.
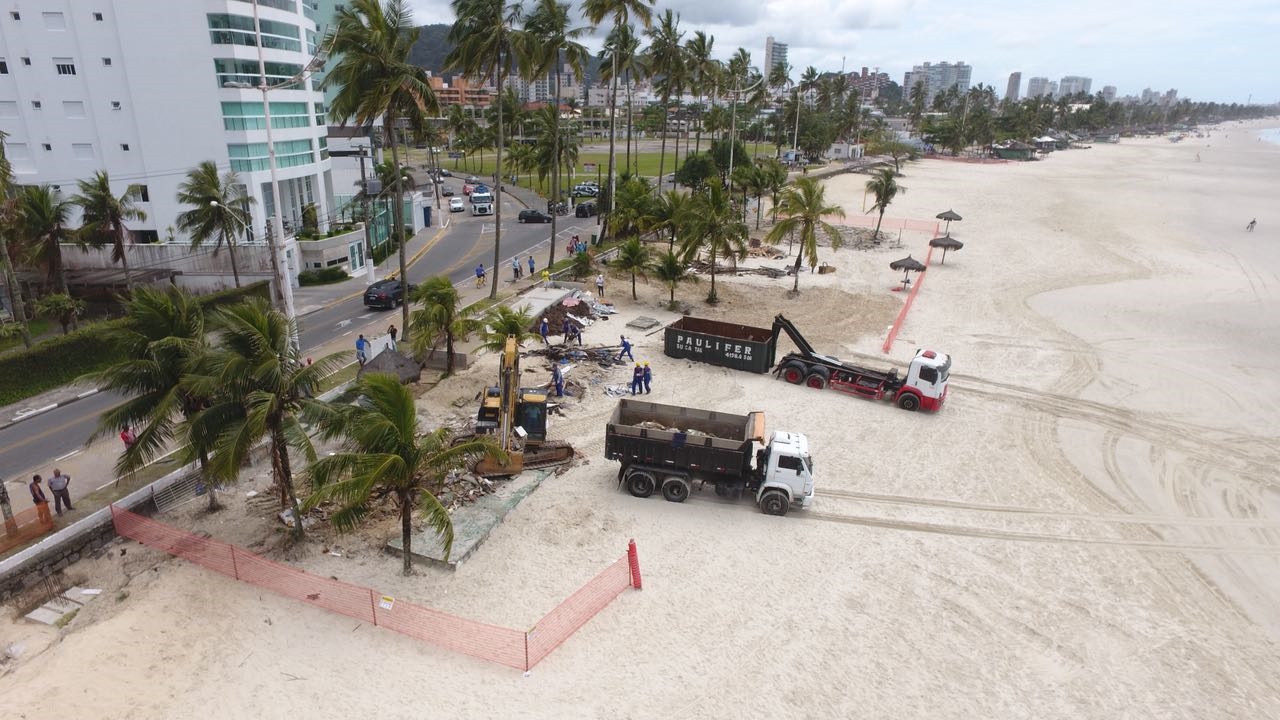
[357,144,378,283]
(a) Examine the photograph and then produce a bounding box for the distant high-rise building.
[1005,72,1022,101]
[764,36,789,74]
[1027,76,1049,98]
[1102,85,1117,103]
[1058,76,1093,97]
[1047,80,1059,98]
[1163,89,1178,106]
[902,61,972,105]
[849,66,891,100]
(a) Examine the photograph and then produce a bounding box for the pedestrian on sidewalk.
[642,362,652,394]
[596,273,606,298]
[528,255,536,278]
[617,335,633,361]
[511,256,521,280]
[387,324,398,351]
[475,263,487,287]
[631,363,644,395]
[541,269,550,284]
[539,316,550,345]
[29,475,52,525]
[120,426,137,450]
[356,334,369,366]
[48,468,73,516]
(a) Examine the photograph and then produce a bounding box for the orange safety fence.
[110,505,640,671]
[0,502,57,555]
[882,245,937,354]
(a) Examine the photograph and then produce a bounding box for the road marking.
[76,388,100,399]
[55,449,81,461]
[13,403,57,421]
[341,330,353,336]
[357,314,373,319]
[336,319,352,328]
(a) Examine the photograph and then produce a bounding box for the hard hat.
[644,362,649,366]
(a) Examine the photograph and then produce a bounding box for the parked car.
[449,197,465,212]
[465,176,481,185]
[463,183,475,195]
[441,187,455,197]
[572,184,598,197]
[363,279,416,309]
[575,202,598,218]
[518,209,552,223]
[438,168,453,177]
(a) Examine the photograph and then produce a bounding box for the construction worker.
[539,316,550,344]
[565,321,582,346]
[552,363,565,397]
[617,335,633,361]
[642,362,652,394]
[562,317,573,341]
[631,363,644,395]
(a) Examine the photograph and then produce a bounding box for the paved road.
[0,177,599,481]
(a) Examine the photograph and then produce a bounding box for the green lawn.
[0,319,54,354]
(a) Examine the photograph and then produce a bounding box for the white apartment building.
[0,0,333,277]
[902,61,972,106]
[764,36,787,74]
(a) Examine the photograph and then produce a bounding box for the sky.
[404,0,1279,103]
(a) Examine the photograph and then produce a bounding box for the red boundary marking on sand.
[881,244,936,354]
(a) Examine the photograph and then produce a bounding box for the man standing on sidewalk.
[29,475,51,525]
[356,334,369,366]
[596,273,606,298]
[48,469,73,516]
[511,256,521,281]
[528,255,536,278]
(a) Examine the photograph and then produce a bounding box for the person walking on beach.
[596,273,606,298]
[29,475,52,525]
[617,335,633,361]
[642,362,652,394]
[48,468,73,516]
[631,363,644,395]
[387,324,398,351]
[551,363,564,397]
[1247,219,1256,232]
[539,317,550,345]
[355,334,369,366]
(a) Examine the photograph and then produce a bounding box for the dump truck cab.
[902,349,951,411]
[755,431,815,512]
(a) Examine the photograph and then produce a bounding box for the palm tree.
[596,24,647,176]
[189,298,342,539]
[88,286,222,509]
[175,161,253,288]
[794,66,819,153]
[73,171,147,291]
[409,276,481,373]
[304,374,503,574]
[678,184,746,304]
[521,0,589,271]
[758,157,788,224]
[648,189,690,250]
[0,136,32,348]
[447,0,525,300]
[763,177,845,292]
[865,167,905,241]
[478,304,535,352]
[611,176,653,241]
[682,31,714,156]
[650,250,696,305]
[908,80,927,135]
[583,0,654,238]
[327,0,439,332]
[19,185,76,296]
[644,10,684,194]
[613,237,651,300]
[34,293,85,335]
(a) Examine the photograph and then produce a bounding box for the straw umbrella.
[928,235,964,264]
[936,209,962,235]
[890,255,926,290]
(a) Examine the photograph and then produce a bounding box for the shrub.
[0,281,270,406]
[298,267,350,286]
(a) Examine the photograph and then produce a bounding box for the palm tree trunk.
[224,230,242,288]
[792,252,803,292]
[490,62,505,300]
[445,329,455,374]
[0,234,32,348]
[708,245,717,303]
[874,208,886,240]
[199,451,219,511]
[548,50,561,273]
[631,270,637,300]
[116,229,135,291]
[625,72,633,175]
[756,194,763,230]
[400,490,413,576]
[271,423,304,540]
[605,53,618,241]
[386,112,412,335]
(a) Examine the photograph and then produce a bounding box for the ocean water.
[1259,127,1280,145]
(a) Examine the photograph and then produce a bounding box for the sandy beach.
[2,120,1278,719]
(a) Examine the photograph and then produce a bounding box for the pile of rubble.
[690,259,790,279]
[437,470,496,510]
[635,420,712,437]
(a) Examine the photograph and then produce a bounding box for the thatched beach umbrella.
[936,209,962,235]
[928,235,964,264]
[890,255,926,289]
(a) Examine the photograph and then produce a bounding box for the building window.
[42,143,53,151]
[230,0,297,12]
[42,12,66,30]
[137,185,150,202]
[103,57,112,66]
[221,101,311,131]
[94,12,104,21]
[10,12,19,21]
[32,101,42,110]
[55,58,77,76]
[0,59,8,74]
[313,102,326,126]
[21,57,31,66]
[121,143,130,151]
[208,14,302,52]
[227,139,313,172]
[63,101,86,118]
[72,143,94,160]
[214,58,302,89]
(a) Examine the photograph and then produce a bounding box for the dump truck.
[604,399,815,516]
[664,314,950,411]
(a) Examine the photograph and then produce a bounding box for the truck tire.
[661,477,690,503]
[804,368,829,390]
[896,393,921,412]
[760,489,790,516]
[780,361,807,385]
[625,470,656,498]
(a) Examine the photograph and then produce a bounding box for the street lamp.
[221,0,333,349]
[727,70,765,189]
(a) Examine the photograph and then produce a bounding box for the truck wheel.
[897,393,921,412]
[780,362,807,384]
[804,369,829,390]
[661,478,690,503]
[760,490,790,516]
[626,471,656,498]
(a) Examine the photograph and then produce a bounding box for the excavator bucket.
[475,452,524,477]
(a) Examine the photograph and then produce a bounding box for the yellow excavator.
[471,336,575,476]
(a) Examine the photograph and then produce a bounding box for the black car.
[363,279,416,309]
[441,187,455,196]
[518,209,553,223]
[575,202,598,218]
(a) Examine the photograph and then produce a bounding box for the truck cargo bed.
[664,317,777,373]
[605,400,764,478]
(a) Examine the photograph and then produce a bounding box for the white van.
[470,190,494,205]
[471,202,493,216]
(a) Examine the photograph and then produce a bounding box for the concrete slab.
[61,586,99,603]
[387,470,549,569]
[508,287,574,320]
[626,316,661,330]
[24,598,81,625]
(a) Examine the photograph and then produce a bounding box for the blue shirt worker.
[617,335,633,361]
[631,363,644,395]
[511,257,521,280]
[642,361,652,394]
[528,255,536,276]
[552,363,565,397]
[539,317,550,344]
[355,334,369,366]
[475,263,486,286]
